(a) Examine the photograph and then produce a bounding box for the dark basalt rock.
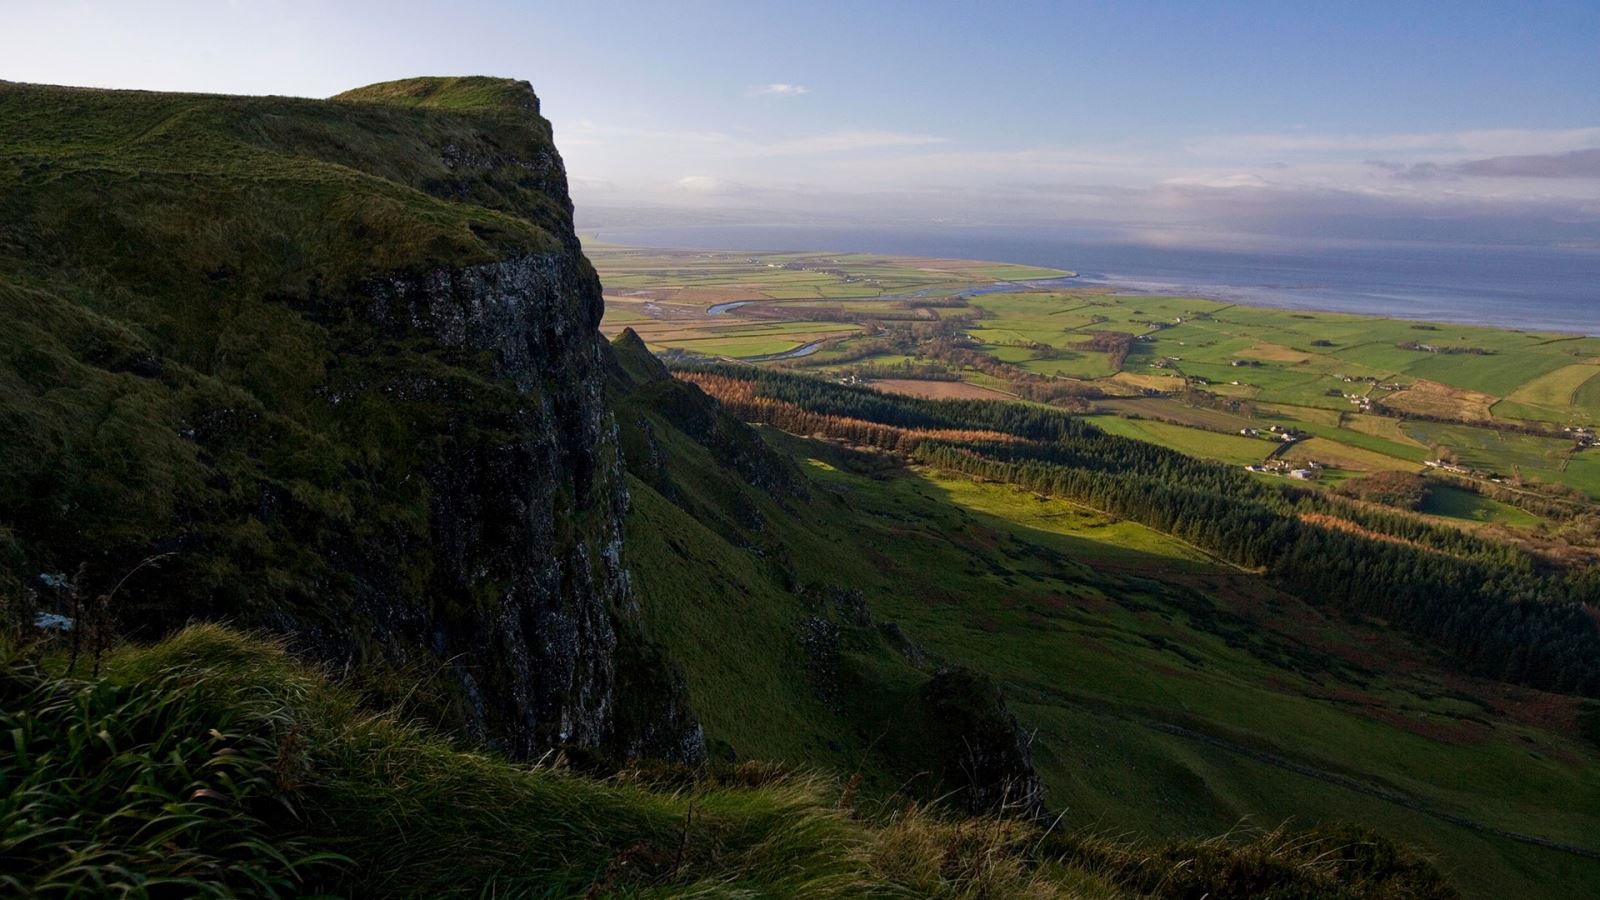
[344,250,704,761]
[922,667,1044,819]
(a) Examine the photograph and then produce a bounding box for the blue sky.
[4,0,1597,247]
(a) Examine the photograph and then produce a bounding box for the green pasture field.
[1096,397,1255,431]
[665,334,843,358]
[1404,422,1569,473]
[1495,364,1600,422]
[1019,352,1122,379]
[1560,454,1600,496]
[1285,420,1432,466]
[976,343,1037,363]
[1421,484,1544,527]
[1087,416,1274,466]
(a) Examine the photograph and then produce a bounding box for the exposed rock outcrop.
[344,251,697,759]
[922,668,1045,819]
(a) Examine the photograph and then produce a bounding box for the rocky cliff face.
[351,252,701,760]
[0,77,703,763]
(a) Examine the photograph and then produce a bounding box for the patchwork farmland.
[593,242,1600,557]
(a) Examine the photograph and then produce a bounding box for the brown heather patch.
[1383,378,1498,421]
[1438,673,1584,738]
[1298,513,1447,555]
[1148,660,1191,680]
[868,379,1017,401]
[1362,706,1494,746]
[1032,592,1115,615]
[678,372,1027,453]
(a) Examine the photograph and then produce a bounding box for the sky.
[3,0,1598,250]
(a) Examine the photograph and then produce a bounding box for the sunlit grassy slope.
[606,336,1600,899]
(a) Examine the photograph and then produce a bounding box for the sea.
[587,224,1600,336]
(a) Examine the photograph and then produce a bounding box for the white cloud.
[748,83,810,98]
[1156,173,1273,189]
[674,175,726,192]
[564,116,1600,248]
[567,175,619,193]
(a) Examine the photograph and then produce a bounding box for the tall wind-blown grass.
[0,625,1454,898]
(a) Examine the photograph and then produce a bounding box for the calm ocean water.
[589,224,1600,336]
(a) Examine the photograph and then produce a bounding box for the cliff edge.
[0,77,702,762]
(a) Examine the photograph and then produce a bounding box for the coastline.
[1071,272,1599,338]
[584,226,1600,337]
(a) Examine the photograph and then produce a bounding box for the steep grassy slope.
[605,335,1600,898]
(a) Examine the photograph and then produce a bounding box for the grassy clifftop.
[333,75,544,112]
[0,78,572,280]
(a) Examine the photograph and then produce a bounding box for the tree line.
[676,362,1600,697]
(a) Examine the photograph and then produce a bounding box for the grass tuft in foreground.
[0,625,1454,898]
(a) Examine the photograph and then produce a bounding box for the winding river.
[706,274,1081,361]
[703,275,1079,318]
[744,340,824,361]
